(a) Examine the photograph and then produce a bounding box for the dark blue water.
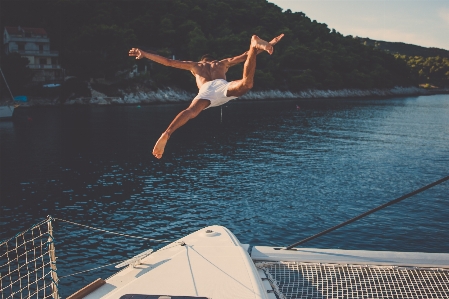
[1,95,448,296]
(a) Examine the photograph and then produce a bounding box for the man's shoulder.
[189,61,204,70]
[209,60,230,69]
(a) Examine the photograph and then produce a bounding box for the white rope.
[54,218,170,243]
[58,261,123,278]
[59,241,184,278]
[0,218,50,246]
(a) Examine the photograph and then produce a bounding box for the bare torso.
[191,60,229,89]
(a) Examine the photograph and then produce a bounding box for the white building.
[3,26,63,82]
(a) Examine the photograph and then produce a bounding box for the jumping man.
[129,33,284,159]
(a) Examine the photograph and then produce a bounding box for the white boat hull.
[0,105,14,119]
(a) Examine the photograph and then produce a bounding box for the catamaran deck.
[3,220,448,299]
[77,226,449,299]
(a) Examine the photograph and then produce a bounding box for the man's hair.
[200,54,215,62]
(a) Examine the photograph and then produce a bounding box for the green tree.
[0,53,33,96]
[188,27,209,60]
[2,0,424,91]
[65,24,136,79]
[395,54,449,87]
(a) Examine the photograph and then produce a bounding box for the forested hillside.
[395,55,449,88]
[357,38,449,58]
[0,0,426,92]
[355,38,449,87]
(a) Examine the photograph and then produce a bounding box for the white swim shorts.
[194,79,237,109]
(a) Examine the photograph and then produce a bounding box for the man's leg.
[153,98,210,159]
[227,35,275,97]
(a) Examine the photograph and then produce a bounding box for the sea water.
[1,94,448,296]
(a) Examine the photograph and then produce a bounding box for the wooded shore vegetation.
[1,0,448,96]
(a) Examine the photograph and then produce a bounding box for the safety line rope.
[59,242,183,278]
[286,175,449,249]
[58,261,123,278]
[0,217,51,246]
[54,218,170,243]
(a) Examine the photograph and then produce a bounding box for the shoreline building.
[3,26,63,83]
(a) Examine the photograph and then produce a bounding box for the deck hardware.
[203,229,220,237]
[115,248,154,268]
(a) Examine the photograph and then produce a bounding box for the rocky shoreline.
[2,86,448,107]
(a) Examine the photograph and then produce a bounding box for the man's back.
[192,60,229,89]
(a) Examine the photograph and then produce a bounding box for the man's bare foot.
[251,35,274,55]
[269,33,284,47]
[153,132,169,159]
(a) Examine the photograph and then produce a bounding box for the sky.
[268,0,449,50]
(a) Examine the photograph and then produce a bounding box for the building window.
[39,44,44,53]
[18,43,25,51]
[40,58,47,65]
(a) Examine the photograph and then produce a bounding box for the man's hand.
[129,48,143,59]
[128,48,195,70]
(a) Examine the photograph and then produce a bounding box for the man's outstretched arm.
[129,48,195,71]
[221,33,284,67]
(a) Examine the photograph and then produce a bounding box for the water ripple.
[1,95,448,297]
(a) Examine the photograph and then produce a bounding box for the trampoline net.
[256,261,449,299]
